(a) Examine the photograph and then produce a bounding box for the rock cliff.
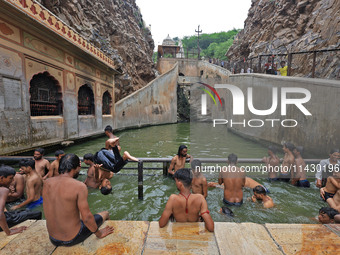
[38,0,156,101]
[226,0,340,79]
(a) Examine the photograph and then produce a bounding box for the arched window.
[102,91,112,115]
[29,72,63,116]
[78,84,94,115]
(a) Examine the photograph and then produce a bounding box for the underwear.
[279,173,290,182]
[94,147,128,173]
[0,209,42,230]
[223,198,243,206]
[322,191,335,201]
[296,179,310,188]
[27,196,43,209]
[49,214,103,247]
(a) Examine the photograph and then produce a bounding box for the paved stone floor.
[0,220,339,254]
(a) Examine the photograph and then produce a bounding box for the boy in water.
[320,166,340,202]
[44,150,65,179]
[11,159,43,210]
[318,207,340,224]
[291,146,310,187]
[262,145,280,181]
[159,168,214,232]
[168,145,192,175]
[251,185,274,208]
[191,159,207,199]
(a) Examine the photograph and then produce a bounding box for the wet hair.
[100,186,112,195]
[59,154,80,174]
[83,153,94,162]
[34,147,45,155]
[253,185,266,195]
[19,158,35,169]
[330,148,340,154]
[284,142,295,152]
[228,153,238,164]
[177,145,187,157]
[104,125,113,133]
[295,146,304,155]
[191,159,201,171]
[319,207,339,219]
[268,145,277,154]
[0,165,16,177]
[55,150,65,157]
[174,168,192,188]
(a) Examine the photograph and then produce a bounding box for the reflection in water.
[41,123,324,223]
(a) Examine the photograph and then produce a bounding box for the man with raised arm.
[159,168,214,232]
[218,153,245,206]
[43,154,114,246]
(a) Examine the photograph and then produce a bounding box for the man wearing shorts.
[43,154,114,246]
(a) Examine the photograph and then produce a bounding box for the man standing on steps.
[43,154,114,246]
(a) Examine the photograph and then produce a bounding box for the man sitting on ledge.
[43,154,114,246]
[159,168,214,232]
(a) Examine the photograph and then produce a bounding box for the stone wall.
[215,74,340,156]
[114,64,178,130]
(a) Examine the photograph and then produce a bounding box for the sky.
[135,0,252,50]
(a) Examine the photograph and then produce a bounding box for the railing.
[0,156,322,200]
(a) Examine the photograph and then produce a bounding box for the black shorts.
[49,214,103,247]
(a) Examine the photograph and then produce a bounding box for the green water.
[37,123,324,223]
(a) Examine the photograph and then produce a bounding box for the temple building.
[0,0,120,155]
[157,34,180,59]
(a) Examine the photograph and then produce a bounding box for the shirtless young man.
[218,153,245,206]
[291,146,310,187]
[262,145,280,181]
[279,142,295,182]
[168,145,192,176]
[44,150,65,179]
[33,148,50,178]
[316,149,340,188]
[83,153,113,195]
[0,165,27,235]
[320,169,340,202]
[191,159,207,199]
[6,172,25,203]
[43,154,114,246]
[251,185,274,208]
[11,159,43,211]
[159,168,214,232]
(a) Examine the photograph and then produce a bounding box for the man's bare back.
[219,166,245,204]
[192,173,207,198]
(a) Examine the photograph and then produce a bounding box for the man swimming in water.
[191,159,207,199]
[251,185,274,208]
[262,145,280,181]
[44,150,65,179]
[33,148,50,178]
[168,145,192,176]
[318,207,339,224]
[159,168,214,232]
[43,154,114,246]
[291,146,310,187]
[279,142,295,182]
[209,177,270,194]
[218,153,245,206]
[11,159,43,211]
[83,153,113,195]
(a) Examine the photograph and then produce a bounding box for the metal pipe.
[138,161,143,200]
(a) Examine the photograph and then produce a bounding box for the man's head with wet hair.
[0,165,16,177]
[191,159,202,173]
[59,154,80,175]
[83,153,94,162]
[55,150,65,157]
[268,145,277,154]
[100,186,112,195]
[318,207,339,224]
[34,147,45,155]
[294,146,304,155]
[177,145,188,157]
[19,158,35,169]
[174,168,192,188]
[253,185,266,195]
[283,142,295,152]
[227,153,238,164]
[104,125,113,134]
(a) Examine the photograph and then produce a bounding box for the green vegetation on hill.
[175,29,240,60]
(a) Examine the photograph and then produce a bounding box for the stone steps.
[0,220,339,254]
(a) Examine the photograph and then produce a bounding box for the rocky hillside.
[227,0,339,79]
[38,0,156,101]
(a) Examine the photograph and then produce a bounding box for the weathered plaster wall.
[215,74,340,156]
[114,64,178,130]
